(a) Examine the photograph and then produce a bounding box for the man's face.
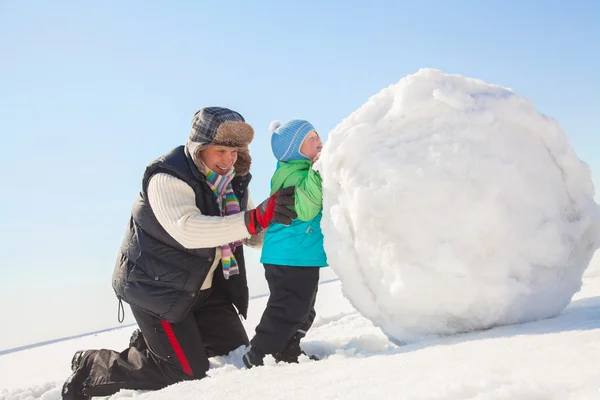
[200,145,238,175]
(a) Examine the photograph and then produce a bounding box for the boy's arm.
[294,167,323,221]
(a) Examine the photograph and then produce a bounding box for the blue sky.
[1,0,598,349]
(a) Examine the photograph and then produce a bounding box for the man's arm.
[147,173,251,249]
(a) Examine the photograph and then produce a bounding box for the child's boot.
[242,346,265,368]
[274,334,319,363]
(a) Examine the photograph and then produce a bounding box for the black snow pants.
[250,264,320,355]
[77,286,249,398]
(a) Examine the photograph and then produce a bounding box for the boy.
[243,119,327,367]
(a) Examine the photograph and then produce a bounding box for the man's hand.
[244,187,297,235]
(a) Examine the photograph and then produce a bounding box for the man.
[61,107,297,400]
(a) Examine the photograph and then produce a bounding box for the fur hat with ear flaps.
[186,106,254,175]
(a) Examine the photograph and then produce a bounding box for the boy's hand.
[244,187,297,235]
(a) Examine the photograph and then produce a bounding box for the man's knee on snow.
[160,352,209,382]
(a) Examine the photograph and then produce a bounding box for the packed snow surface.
[2,271,600,399]
[317,68,600,342]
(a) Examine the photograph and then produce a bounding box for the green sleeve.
[294,168,323,221]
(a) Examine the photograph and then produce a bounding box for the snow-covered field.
[2,255,599,400]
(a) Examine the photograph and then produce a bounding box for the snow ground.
[2,257,599,400]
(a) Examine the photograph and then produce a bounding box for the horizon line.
[0,277,341,356]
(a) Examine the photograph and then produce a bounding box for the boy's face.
[200,145,238,175]
[300,130,323,161]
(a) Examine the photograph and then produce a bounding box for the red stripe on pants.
[161,320,193,376]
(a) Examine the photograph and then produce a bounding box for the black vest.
[112,146,251,322]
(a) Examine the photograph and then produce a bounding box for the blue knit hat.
[270,119,316,162]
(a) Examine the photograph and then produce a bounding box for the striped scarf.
[204,167,242,279]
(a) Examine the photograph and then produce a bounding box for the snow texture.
[317,68,600,342]
[2,274,600,399]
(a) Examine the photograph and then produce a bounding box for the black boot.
[242,346,265,368]
[70,350,86,371]
[274,334,319,364]
[128,328,147,351]
[61,351,91,400]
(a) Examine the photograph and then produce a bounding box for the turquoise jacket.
[260,160,328,267]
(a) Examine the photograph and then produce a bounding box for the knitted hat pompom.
[269,120,281,133]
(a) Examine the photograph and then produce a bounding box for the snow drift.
[317,68,600,342]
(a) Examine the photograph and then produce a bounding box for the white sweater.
[147,172,262,289]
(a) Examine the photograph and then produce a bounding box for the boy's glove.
[245,187,297,235]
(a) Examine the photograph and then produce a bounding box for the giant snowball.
[318,69,600,343]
